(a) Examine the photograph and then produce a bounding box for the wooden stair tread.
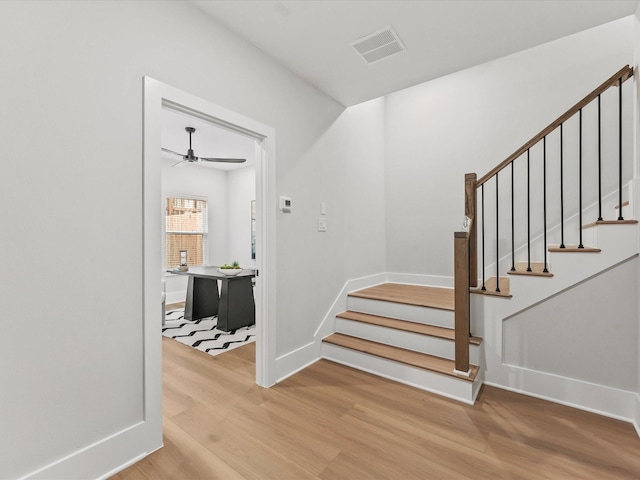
[583,219,638,228]
[548,245,601,252]
[323,333,479,382]
[507,261,553,277]
[349,283,454,310]
[337,310,482,345]
[471,276,512,298]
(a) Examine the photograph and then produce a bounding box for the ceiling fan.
[162,127,246,167]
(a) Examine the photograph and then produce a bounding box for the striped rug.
[162,309,255,357]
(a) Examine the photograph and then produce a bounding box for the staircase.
[321,283,484,404]
[318,65,637,408]
[461,64,639,412]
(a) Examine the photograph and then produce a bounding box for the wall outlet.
[318,217,327,232]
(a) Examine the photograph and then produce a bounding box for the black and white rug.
[162,309,256,357]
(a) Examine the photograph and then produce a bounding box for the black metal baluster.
[560,123,565,248]
[527,149,532,271]
[495,173,500,292]
[543,136,549,273]
[597,94,603,221]
[578,108,584,248]
[481,184,486,290]
[618,77,624,221]
[511,162,515,272]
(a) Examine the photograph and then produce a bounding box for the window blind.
[165,196,208,268]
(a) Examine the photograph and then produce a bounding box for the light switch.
[320,202,327,215]
[318,217,327,232]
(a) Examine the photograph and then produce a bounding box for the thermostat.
[279,196,292,213]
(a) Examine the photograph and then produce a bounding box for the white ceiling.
[161,107,256,171]
[191,0,639,107]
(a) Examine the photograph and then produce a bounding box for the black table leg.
[184,276,219,321]
[217,277,255,331]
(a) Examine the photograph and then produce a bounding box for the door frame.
[142,77,277,444]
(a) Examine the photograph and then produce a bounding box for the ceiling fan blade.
[171,159,188,168]
[199,157,246,164]
[162,147,184,157]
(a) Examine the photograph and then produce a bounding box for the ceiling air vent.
[351,26,406,65]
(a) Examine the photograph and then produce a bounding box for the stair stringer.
[471,222,639,420]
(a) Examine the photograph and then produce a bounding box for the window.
[165,196,208,269]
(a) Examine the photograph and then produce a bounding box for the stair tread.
[583,219,638,228]
[548,245,601,252]
[323,333,479,382]
[471,276,512,297]
[508,261,553,277]
[337,310,482,345]
[349,283,454,310]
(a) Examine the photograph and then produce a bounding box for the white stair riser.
[347,297,454,328]
[335,318,481,364]
[322,342,482,404]
[581,226,598,246]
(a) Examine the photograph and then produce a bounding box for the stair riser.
[581,226,597,246]
[321,343,482,404]
[347,297,454,328]
[335,318,481,364]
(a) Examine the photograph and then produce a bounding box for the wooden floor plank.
[112,337,640,480]
[349,283,454,310]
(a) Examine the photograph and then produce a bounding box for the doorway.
[142,77,276,444]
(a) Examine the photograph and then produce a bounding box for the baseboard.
[632,393,640,439]
[98,452,150,480]
[386,272,453,288]
[165,290,187,305]
[21,421,161,480]
[274,340,319,384]
[484,366,638,424]
[313,273,387,340]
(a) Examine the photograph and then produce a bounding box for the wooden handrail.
[477,64,633,187]
[454,231,470,374]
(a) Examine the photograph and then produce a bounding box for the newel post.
[454,231,470,374]
[465,173,477,288]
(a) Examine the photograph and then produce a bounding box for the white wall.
[0,1,384,478]
[274,97,387,356]
[504,256,638,391]
[385,17,634,276]
[228,166,257,270]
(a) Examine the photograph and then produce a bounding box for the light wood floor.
[112,338,640,479]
